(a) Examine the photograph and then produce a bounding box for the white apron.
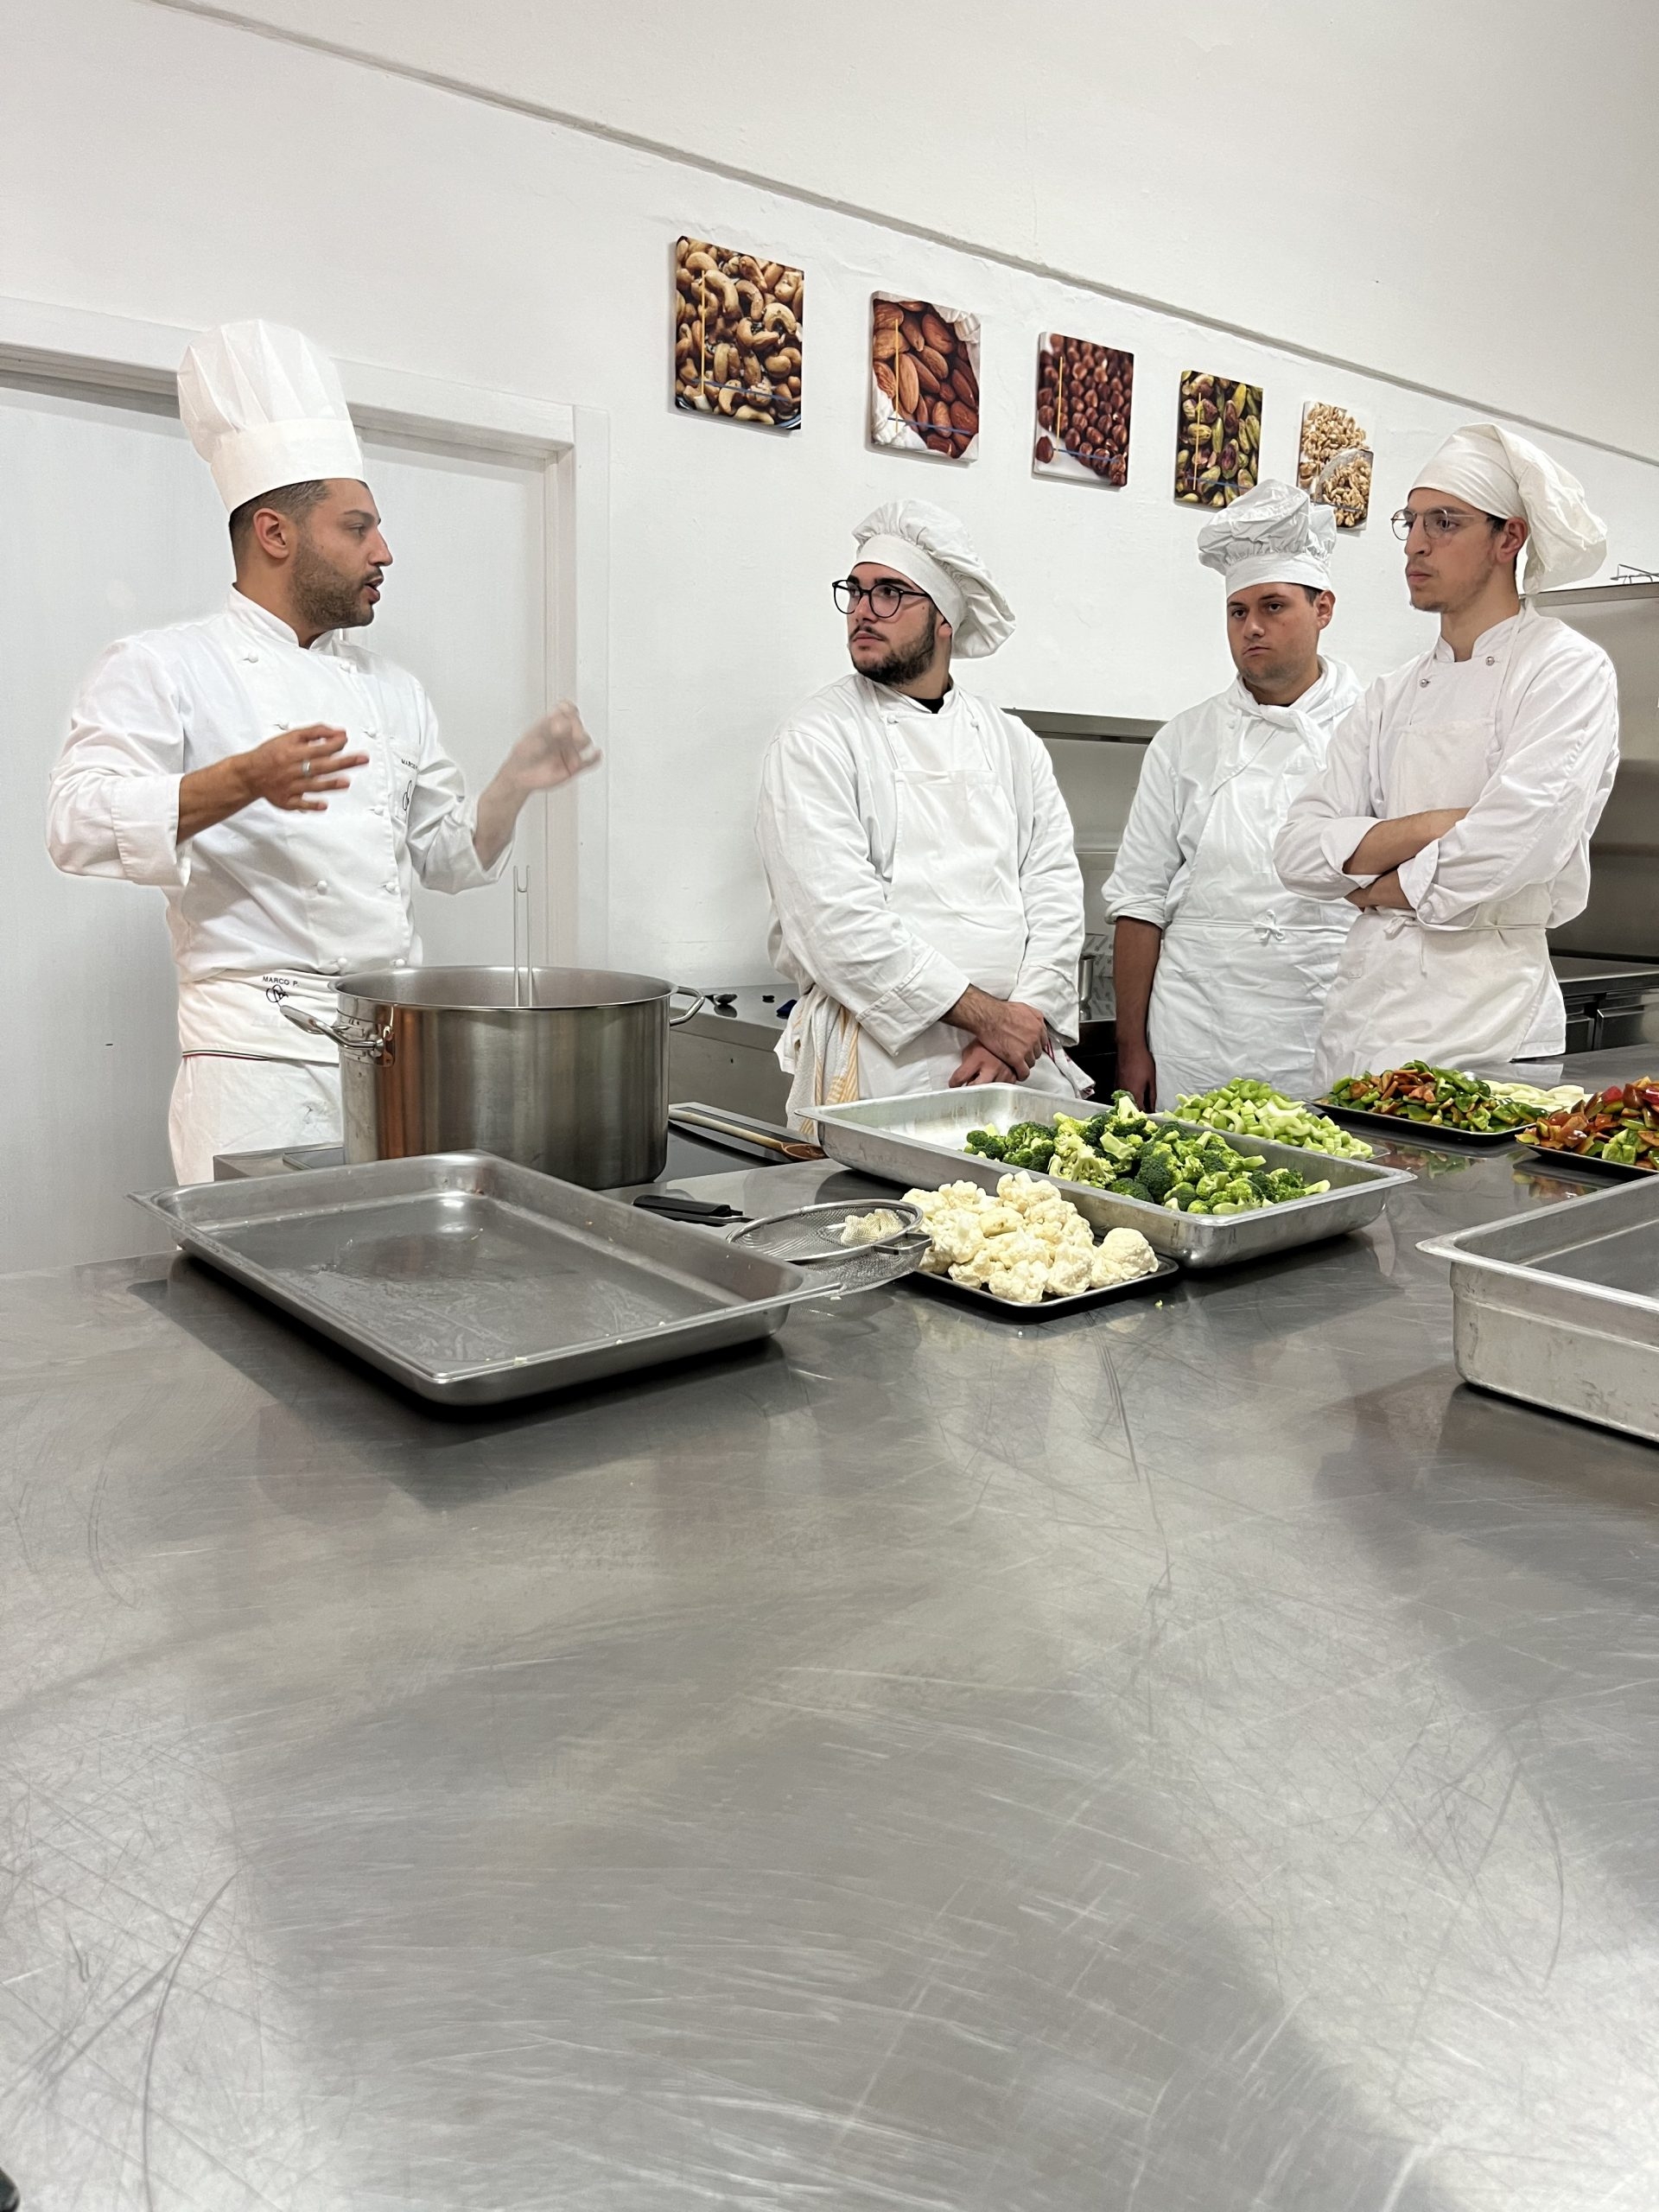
[782,696,1086,1129]
[1148,709,1354,1109]
[1312,625,1559,1093]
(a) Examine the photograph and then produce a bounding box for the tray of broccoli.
[814,1086,1415,1271]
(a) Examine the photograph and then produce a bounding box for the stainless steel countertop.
[6,1047,1659,2209]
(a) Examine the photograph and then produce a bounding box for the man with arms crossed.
[1276,424,1617,1090]
[48,320,599,1180]
[758,499,1086,1130]
[1105,481,1362,1109]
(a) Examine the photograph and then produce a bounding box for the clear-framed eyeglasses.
[1390,505,1501,543]
[832,576,933,620]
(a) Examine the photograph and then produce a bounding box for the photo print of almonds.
[1298,401,1373,528]
[1033,334,1133,484]
[1174,371,1262,507]
[674,237,803,429]
[870,297,980,459]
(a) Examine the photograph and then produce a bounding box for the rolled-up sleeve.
[1274,690,1382,898]
[404,688,510,893]
[1011,730,1085,1039]
[47,639,188,888]
[1397,649,1619,929]
[757,721,968,1056]
[1103,730,1183,928]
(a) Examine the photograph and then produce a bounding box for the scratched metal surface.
[4,1051,1659,2209]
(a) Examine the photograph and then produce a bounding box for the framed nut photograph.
[1174,371,1262,507]
[1298,401,1373,528]
[1033,333,1133,485]
[674,237,803,430]
[870,296,980,460]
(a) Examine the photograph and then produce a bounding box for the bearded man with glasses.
[1276,424,1618,1090]
[756,499,1087,1130]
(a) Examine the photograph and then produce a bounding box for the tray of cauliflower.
[901,1173,1174,1314]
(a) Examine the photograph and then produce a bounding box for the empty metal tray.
[1421,1177,1659,1444]
[133,1153,819,1405]
[814,1085,1413,1271]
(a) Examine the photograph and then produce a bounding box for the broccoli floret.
[1003,1120,1056,1151]
[1247,1169,1276,1201]
[1052,1141,1110,1187]
[1006,1138,1058,1173]
[1052,1111,1093,1141]
[964,1128,1007,1160]
[1083,1113,1110,1149]
[1137,1155,1175,1203]
[1119,1179,1154,1205]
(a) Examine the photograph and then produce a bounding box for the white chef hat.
[1414,423,1606,594]
[852,499,1014,657]
[1197,480,1336,593]
[177,319,365,512]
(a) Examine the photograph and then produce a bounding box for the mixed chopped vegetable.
[964,1096,1331,1214]
[1173,1077,1374,1159]
[1524,1080,1659,1170]
[1322,1063,1536,1133]
[903,1173,1160,1303]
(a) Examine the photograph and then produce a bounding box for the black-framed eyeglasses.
[1390,506,1503,543]
[832,576,933,620]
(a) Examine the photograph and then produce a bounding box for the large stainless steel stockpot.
[283,967,703,1188]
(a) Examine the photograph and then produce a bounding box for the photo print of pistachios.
[870,297,980,459]
[1033,334,1133,484]
[1298,402,1373,528]
[1174,372,1262,506]
[674,237,803,429]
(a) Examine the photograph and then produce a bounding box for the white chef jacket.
[1275,608,1618,1078]
[1103,658,1363,1103]
[756,674,1084,1113]
[47,589,506,1058]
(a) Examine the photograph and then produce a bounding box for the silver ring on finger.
[300,760,313,777]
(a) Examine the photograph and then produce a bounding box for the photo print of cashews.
[1174,372,1262,506]
[674,238,803,429]
[1033,334,1134,485]
[870,297,981,460]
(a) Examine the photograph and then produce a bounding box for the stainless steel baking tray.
[1516,1142,1657,1182]
[909,1255,1179,1320]
[813,1085,1413,1271]
[1314,1102,1523,1149]
[1420,1178,1659,1444]
[132,1153,819,1406]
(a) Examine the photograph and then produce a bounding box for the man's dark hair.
[227,479,328,554]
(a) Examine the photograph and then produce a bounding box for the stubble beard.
[291,531,374,634]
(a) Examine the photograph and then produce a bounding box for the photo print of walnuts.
[1174,371,1262,506]
[1298,401,1374,529]
[1033,334,1133,485]
[673,238,803,429]
[870,297,981,460]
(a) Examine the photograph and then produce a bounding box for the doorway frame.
[0,292,610,964]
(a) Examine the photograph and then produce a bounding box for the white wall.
[6,0,1659,996]
[145,0,1659,462]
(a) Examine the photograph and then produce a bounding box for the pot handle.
[669,987,708,1029]
[277,1001,391,1061]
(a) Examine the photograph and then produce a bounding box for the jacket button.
[1420,677,1430,687]
[372,803,385,817]
[315,879,327,893]
[1486,655,1496,665]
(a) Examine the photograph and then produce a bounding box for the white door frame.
[0,293,610,965]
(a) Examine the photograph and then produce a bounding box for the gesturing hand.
[509,702,603,791]
[239,725,371,813]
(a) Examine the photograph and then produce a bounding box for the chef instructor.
[1275,424,1618,1089]
[757,500,1087,1130]
[48,321,600,1181]
[1104,481,1362,1109]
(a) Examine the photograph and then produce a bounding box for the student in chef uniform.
[1103,481,1363,1109]
[47,320,600,1182]
[1275,424,1618,1090]
[757,499,1086,1130]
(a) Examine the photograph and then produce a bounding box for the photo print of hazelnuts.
[1033,334,1133,486]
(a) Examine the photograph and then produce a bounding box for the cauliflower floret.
[1044,1243,1095,1298]
[974,1202,1024,1241]
[928,1207,988,1268]
[1090,1225,1159,1288]
[983,1254,1050,1304]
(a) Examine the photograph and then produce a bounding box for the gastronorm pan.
[813,1085,1413,1272]
[133,1153,819,1406]
[1420,1176,1659,1444]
